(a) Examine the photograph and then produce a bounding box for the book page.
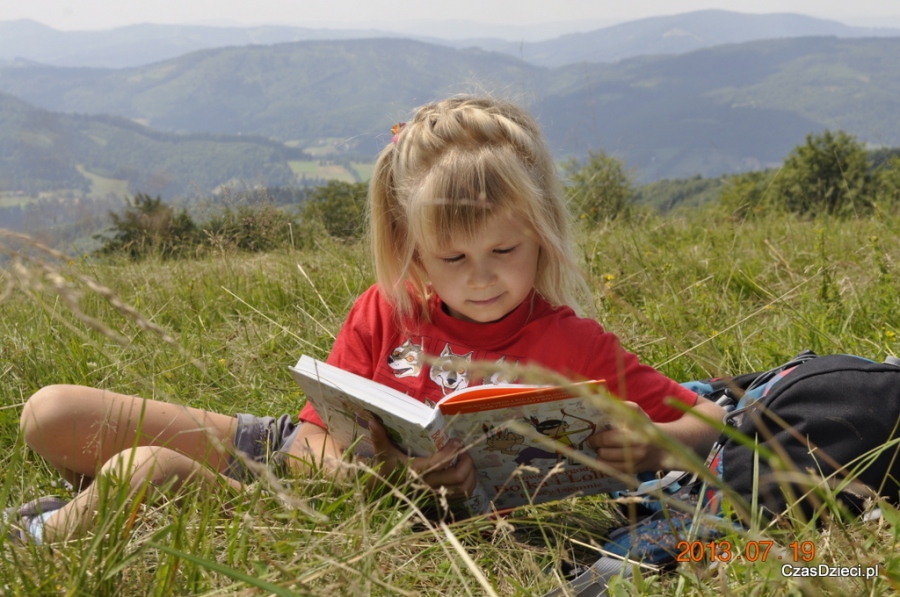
[443,388,631,510]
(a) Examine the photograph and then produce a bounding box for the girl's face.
[418,212,540,323]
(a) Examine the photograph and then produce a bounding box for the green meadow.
[2,203,899,595]
[288,160,362,184]
[75,166,131,200]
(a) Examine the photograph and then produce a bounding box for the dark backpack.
[544,352,900,597]
[720,352,900,523]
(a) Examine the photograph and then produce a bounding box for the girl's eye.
[441,254,465,263]
[494,245,518,255]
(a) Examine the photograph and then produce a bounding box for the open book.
[290,355,630,514]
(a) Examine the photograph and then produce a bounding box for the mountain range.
[1,10,900,199]
[456,10,900,67]
[2,11,898,69]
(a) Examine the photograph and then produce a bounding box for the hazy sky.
[5,0,900,33]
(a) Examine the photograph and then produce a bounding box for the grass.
[2,207,900,594]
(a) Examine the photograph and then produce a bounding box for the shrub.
[95,193,197,259]
[874,156,900,209]
[562,151,633,223]
[302,180,368,240]
[96,193,300,258]
[202,204,298,252]
[770,130,874,217]
[719,170,776,219]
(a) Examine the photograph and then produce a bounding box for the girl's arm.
[587,396,725,474]
[656,396,725,463]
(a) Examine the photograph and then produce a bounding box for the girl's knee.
[20,385,78,448]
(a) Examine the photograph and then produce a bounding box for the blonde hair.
[370,96,586,319]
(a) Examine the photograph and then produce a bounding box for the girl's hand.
[368,419,477,499]
[586,402,661,474]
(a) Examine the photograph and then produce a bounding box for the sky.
[4,0,900,35]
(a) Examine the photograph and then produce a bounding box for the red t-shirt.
[299,285,697,428]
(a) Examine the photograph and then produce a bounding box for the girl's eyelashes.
[439,245,518,263]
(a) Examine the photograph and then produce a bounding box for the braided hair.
[369,96,586,320]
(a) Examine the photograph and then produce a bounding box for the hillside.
[0,92,304,198]
[537,36,900,180]
[4,36,900,182]
[472,10,900,66]
[0,39,544,150]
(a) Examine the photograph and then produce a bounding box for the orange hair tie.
[391,122,406,144]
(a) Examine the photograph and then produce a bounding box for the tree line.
[93,130,900,260]
[565,130,900,221]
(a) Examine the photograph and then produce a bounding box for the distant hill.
[536,36,900,180]
[0,19,406,69]
[0,39,545,150]
[4,36,900,182]
[0,92,304,198]
[466,10,900,67]
[2,11,898,70]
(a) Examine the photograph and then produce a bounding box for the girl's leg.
[42,445,241,542]
[20,385,237,488]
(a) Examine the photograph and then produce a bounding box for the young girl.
[12,96,723,543]
[292,96,724,496]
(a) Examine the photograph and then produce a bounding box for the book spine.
[426,411,450,451]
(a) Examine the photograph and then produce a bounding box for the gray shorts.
[225,413,301,482]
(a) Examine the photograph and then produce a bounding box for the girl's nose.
[469,261,497,288]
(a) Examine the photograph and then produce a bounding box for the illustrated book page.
[289,355,629,513]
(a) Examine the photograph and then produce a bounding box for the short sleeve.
[298,285,387,427]
[582,326,697,423]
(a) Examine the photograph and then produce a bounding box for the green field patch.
[17,130,54,148]
[77,165,130,198]
[0,192,36,207]
[350,162,374,182]
[127,63,178,83]
[288,161,357,183]
[303,138,351,157]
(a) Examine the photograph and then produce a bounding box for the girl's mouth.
[468,294,502,307]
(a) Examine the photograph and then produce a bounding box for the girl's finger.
[423,452,477,497]
[408,438,462,475]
